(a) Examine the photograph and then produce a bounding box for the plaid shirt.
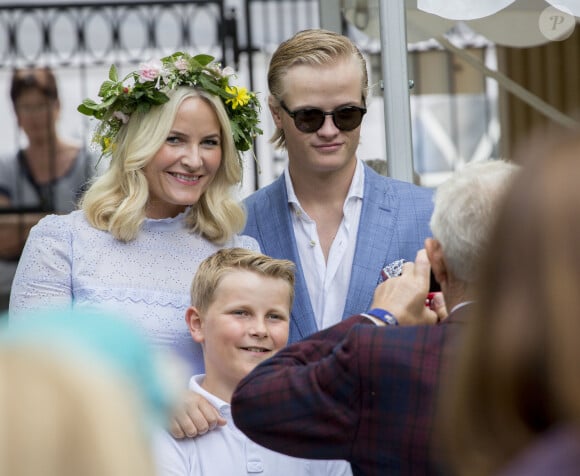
[232,309,469,476]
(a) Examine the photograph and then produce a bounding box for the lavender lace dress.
[10,208,260,375]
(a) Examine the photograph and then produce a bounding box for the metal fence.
[0,0,324,189]
[0,1,230,68]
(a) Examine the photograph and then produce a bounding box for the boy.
[154,248,351,476]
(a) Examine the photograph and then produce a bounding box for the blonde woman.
[9,53,262,379]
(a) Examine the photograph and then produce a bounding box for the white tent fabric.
[341,0,580,181]
[343,0,579,47]
[419,0,580,22]
[420,0,579,47]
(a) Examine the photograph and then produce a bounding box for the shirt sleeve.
[232,315,371,461]
[9,214,74,317]
[232,233,261,252]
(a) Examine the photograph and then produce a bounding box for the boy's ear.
[185,306,204,344]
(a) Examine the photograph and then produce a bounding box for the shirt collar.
[284,158,365,207]
[449,300,475,315]
[188,374,230,414]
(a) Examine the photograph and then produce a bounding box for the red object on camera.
[426,292,436,308]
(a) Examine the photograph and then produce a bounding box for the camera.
[381,259,441,307]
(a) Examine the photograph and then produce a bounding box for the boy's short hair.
[190,248,296,313]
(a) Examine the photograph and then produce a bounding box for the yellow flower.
[103,137,112,151]
[225,85,251,109]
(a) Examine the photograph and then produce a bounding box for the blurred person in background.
[0,67,100,310]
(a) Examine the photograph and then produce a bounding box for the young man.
[243,29,434,343]
[154,248,351,476]
[233,161,519,476]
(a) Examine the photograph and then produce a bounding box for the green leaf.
[98,80,119,98]
[193,54,215,66]
[162,52,185,63]
[100,96,119,109]
[108,64,119,82]
[135,102,152,114]
[197,75,223,96]
[147,90,170,105]
[77,103,95,116]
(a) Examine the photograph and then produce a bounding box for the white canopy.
[341,0,580,181]
[344,0,579,47]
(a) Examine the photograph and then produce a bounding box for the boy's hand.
[169,390,227,439]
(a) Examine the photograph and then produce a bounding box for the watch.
[365,308,399,326]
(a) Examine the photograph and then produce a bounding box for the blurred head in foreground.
[0,307,180,476]
[443,129,580,475]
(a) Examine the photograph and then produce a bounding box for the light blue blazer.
[243,165,434,343]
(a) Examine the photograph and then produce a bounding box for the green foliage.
[78,52,262,159]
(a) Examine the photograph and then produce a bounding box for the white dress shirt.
[154,375,352,476]
[285,159,364,330]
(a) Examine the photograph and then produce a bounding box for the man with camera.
[233,160,519,476]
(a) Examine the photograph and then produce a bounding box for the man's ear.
[425,237,448,289]
[268,95,283,128]
[185,306,204,344]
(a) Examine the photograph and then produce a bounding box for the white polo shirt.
[153,375,352,476]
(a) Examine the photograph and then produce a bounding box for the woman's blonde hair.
[80,87,245,243]
[0,346,156,476]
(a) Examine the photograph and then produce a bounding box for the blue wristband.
[365,308,398,326]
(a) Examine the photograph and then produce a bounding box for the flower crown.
[78,52,262,159]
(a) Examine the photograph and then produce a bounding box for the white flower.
[112,110,130,124]
[222,66,236,78]
[174,58,188,72]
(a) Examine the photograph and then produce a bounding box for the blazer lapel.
[343,171,398,318]
[254,176,318,341]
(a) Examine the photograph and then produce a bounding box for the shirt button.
[247,461,263,472]
[309,240,316,247]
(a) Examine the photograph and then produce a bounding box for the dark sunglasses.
[280,101,367,133]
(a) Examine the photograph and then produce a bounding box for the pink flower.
[138,60,163,83]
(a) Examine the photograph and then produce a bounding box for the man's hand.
[429,292,448,322]
[371,249,438,326]
[169,389,227,439]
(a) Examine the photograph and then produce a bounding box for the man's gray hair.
[430,160,519,283]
